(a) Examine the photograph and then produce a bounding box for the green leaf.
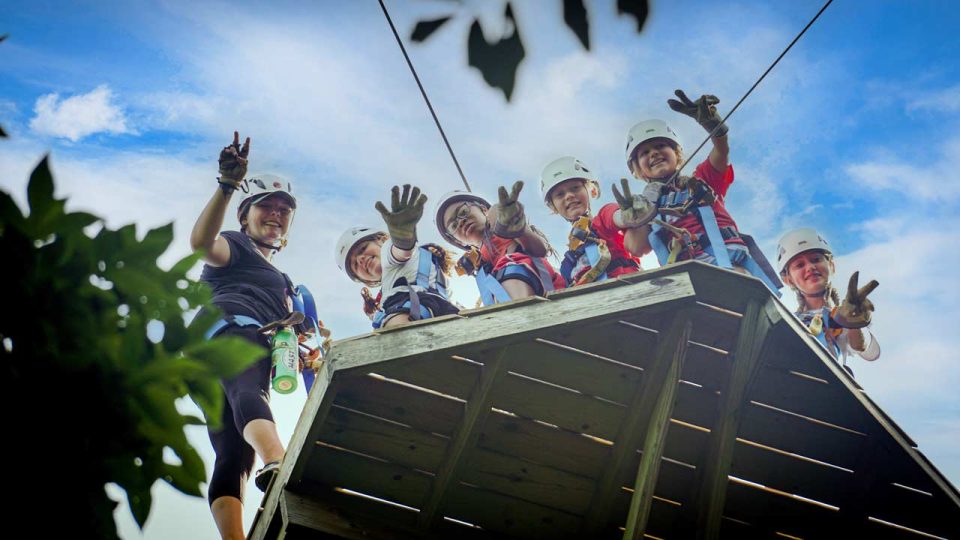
[161,462,204,497]
[0,191,25,230]
[125,483,154,529]
[140,222,174,259]
[183,337,264,378]
[467,3,525,101]
[563,0,590,50]
[410,16,452,42]
[27,155,56,224]
[170,251,203,277]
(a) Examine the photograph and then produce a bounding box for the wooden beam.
[328,270,696,374]
[248,359,341,540]
[691,297,781,539]
[416,348,509,530]
[580,310,693,536]
[622,314,693,540]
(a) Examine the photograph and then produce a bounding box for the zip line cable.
[673,0,834,181]
[378,0,472,192]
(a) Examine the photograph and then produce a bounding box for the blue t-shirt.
[200,230,292,325]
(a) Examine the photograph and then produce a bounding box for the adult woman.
[190,132,297,539]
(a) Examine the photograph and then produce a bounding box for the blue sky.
[2,0,959,537]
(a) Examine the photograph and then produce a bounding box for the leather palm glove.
[492,181,528,238]
[218,131,249,188]
[612,178,661,228]
[668,89,728,138]
[375,184,427,251]
[834,271,879,329]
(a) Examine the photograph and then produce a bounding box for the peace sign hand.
[375,184,428,251]
[834,271,879,329]
[612,178,659,228]
[667,89,728,137]
[492,181,528,238]
[218,131,250,186]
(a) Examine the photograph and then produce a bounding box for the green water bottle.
[271,326,298,394]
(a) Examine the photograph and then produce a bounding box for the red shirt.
[665,158,744,251]
[592,203,642,278]
[479,233,565,290]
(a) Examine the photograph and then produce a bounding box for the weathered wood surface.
[250,262,960,539]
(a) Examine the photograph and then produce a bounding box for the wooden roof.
[249,261,960,539]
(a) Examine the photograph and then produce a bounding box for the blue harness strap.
[476,267,513,306]
[696,205,732,269]
[372,300,432,329]
[292,284,322,393]
[204,315,263,340]
[561,242,609,285]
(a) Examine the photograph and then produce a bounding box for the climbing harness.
[371,245,450,328]
[560,216,614,286]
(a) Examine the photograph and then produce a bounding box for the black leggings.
[206,324,274,504]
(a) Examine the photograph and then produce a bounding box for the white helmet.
[625,119,682,174]
[776,228,832,274]
[433,190,490,249]
[540,156,599,206]
[335,226,385,283]
[237,173,297,221]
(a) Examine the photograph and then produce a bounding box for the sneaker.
[254,461,280,492]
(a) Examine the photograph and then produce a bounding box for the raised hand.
[375,184,427,251]
[218,131,250,186]
[667,89,728,137]
[833,271,879,329]
[492,181,528,238]
[612,178,659,228]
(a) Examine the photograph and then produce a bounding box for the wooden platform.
[249,262,960,539]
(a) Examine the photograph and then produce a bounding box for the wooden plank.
[459,448,597,514]
[730,439,853,507]
[478,410,612,479]
[329,271,696,374]
[316,405,449,473]
[506,338,644,404]
[372,352,481,400]
[748,363,871,432]
[862,515,959,540]
[692,297,780,539]
[682,342,730,392]
[722,478,844,538]
[864,479,960,538]
[249,360,340,540]
[282,482,496,539]
[581,312,692,536]
[303,444,433,509]
[738,400,867,471]
[625,300,742,354]
[609,460,699,528]
[680,260,773,314]
[416,349,508,529]
[491,371,627,440]
[333,373,464,436]
[443,482,584,539]
[544,319,658,370]
[624,316,692,540]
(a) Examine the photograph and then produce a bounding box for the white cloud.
[844,136,960,201]
[906,84,960,113]
[29,85,130,142]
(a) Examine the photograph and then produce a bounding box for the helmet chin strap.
[797,282,830,299]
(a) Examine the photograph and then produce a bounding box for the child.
[777,228,880,373]
[434,181,564,305]
[539,156,653,286]
[625,90,781,291]
[335,184,459,329]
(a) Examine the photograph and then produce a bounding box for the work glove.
[492,181,528,238]
[667,89,728,138]
[676,175,717,206]
[612,178,660,228]
[375,184,427,251]
[833,271,879,329]
[218,131,249,187]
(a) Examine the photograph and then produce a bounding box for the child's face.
[783,250,835,296]
[348,238,383,284]
[632,138,680,180]
[548,179,592,221]
[442,201,488,247]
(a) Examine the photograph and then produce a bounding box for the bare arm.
[623,225,652,257]
[708,133,730,173]
[515,225,549,257]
